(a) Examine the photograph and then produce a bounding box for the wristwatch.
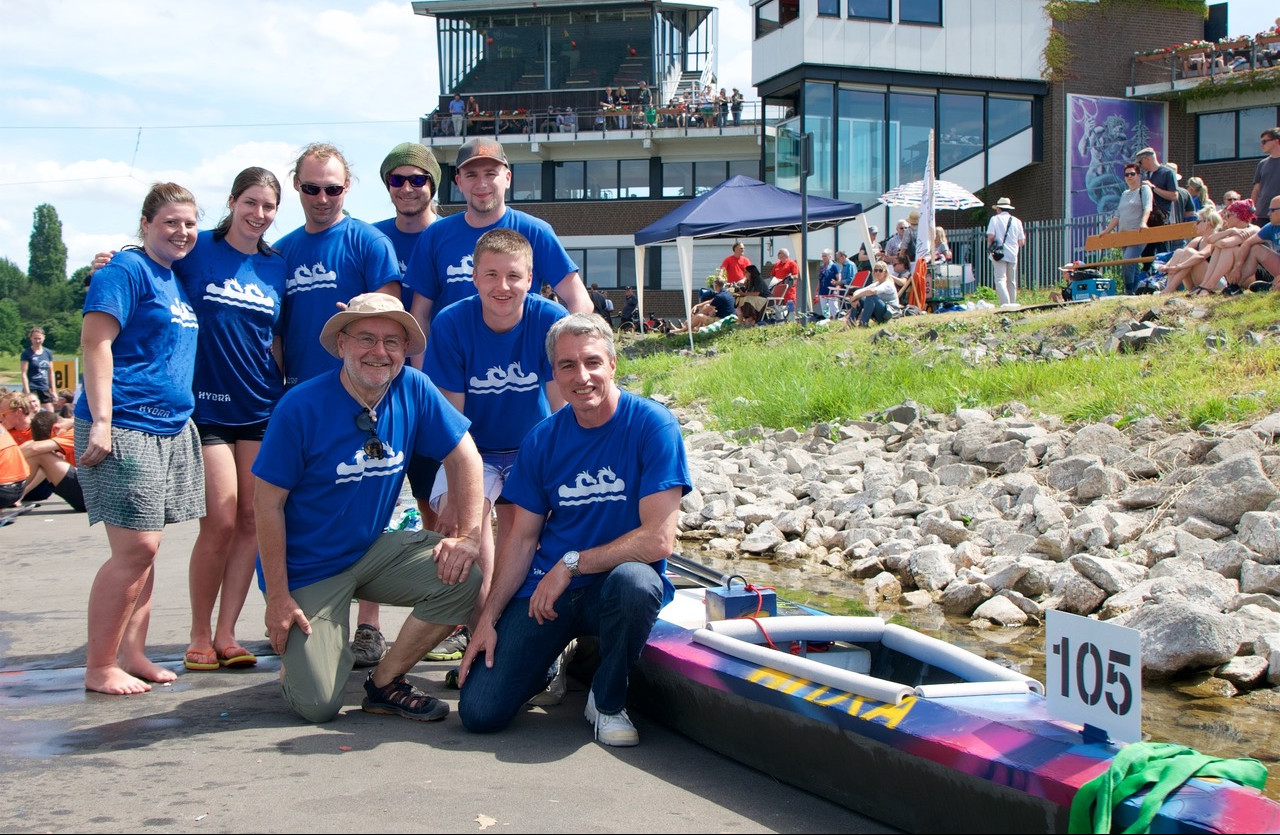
[562,550,581,578]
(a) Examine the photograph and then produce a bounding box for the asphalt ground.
[0,495,895,834]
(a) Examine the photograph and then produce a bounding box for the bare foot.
[85,665,152,695]
[121,657,178,684]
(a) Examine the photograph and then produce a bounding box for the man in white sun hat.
[987,197,1026,306]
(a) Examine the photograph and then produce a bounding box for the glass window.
[755,0,781,38]
[780,0,799,26]
[988,96,1032,145]
[1239,107,1279,159]
[1197,111,1237,162]
[938,93,984,171]
[583,249,619,288]
[848,0,890,22]
[818,0,840,17]
[620,159,649,197]
[586,159,619,199]
[837,89,885,208]
[554,161,585,200]
[774,116,803,192]
[695,161,728,195]
[663,161,693,197]
[509,162,541,202]
[805,81,834,195]
[729,158,758,180]
[899,0,941,25]
[888,91,935,188]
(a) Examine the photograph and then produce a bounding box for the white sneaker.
[584,690,638,747]
[526,640,576,707]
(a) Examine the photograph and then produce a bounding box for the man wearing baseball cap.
[359,142,444,664]
[403,136,592,345]
[253,293,485,724]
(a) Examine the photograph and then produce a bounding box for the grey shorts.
[74,418,205,530]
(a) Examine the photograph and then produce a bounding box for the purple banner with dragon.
[1068,95,1168,220]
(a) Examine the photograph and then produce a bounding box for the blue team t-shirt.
[424,293,567,452]
[372,216,423,312]
[502,390,691,604]
[274,217,400,387]
[252,366,470,590]
[402,207,578,321]
[74,248,198,435]
[178,230,286,426]
[1258,222,1280,254]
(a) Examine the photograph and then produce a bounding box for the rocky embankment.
[671,399,1280,694]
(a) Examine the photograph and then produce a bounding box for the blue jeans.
[459,562,662,733]
[1121,244,1145,293]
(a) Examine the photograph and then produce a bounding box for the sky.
[0,0,1274,276]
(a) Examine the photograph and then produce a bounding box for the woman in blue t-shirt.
[180,167,287,673]
[76,183,204,695]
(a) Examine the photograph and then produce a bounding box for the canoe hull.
[635,600,1280,834]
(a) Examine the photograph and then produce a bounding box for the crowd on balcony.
[1135,18,1280,82]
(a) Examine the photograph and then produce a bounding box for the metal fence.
[943,211,1111,292]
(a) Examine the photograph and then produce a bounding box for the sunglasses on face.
[387,173,431,189]
[299,183,346,197]
[355,408,385,460]
[1124,172,1139,177]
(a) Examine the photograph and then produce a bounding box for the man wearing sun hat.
[253,293,485,725]
[987,197,1026,306]
[403,136,592,345]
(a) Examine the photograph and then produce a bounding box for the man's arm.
[253,478,311,655]
[553,271,593,315]
[458,503,545,685]
[408,294,435,370]
[527,486,682,624]
[1252,182,1262,207]
[432,432,485,585]
[373,280,401,300]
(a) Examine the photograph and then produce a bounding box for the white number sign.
[1045,610,1142,743]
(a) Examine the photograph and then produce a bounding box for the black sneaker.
[1224,284,1244,296]
[1250,281,1272,293]
[361,672,449,721]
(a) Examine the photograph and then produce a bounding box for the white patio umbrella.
[879,179,983,211]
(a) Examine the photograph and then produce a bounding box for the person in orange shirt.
[770,272,797,318]
[0,423,31,509]
[18,411,85,512]
[719,241,751,284]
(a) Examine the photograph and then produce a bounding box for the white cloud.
[0,0,756,274]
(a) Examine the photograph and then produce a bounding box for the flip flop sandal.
[184,647,220,671]
[217,646,258,668]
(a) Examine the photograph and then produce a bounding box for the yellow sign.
[52,359,78,392]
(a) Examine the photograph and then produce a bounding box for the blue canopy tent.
[632,176,863,343]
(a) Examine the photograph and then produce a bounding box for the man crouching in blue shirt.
[458,313,692,746]
[253,294,485,723]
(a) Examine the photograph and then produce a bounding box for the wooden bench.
[1071,222,1197,269]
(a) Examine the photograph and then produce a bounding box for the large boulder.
[1113,601,1243,678]
[1174,452,1280,527]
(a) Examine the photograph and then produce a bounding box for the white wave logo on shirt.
[469,361,539,395]
[169,300,199,329]
[445,254,474,285]
[203,278,276,313]
[287,262,338,295]
[334,444,405,484]
[557,466,626,506]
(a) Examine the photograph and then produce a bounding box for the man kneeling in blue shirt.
[253,294,485,723]
[458,313,692,746]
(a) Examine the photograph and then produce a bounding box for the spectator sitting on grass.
[671,278,734,333]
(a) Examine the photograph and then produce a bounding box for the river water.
[686,552,1280,802]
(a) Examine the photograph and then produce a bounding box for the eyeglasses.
[387,173,431,189]
[1124,172,1139,177]
[341,330,406,352]
[299,183,346,197]
[355,408,385,460]
[873,268,887,273]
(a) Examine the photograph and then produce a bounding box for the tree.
[0,256,27,302]
[28,203,68,286]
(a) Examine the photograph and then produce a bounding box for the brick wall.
[993,3,1258,220]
